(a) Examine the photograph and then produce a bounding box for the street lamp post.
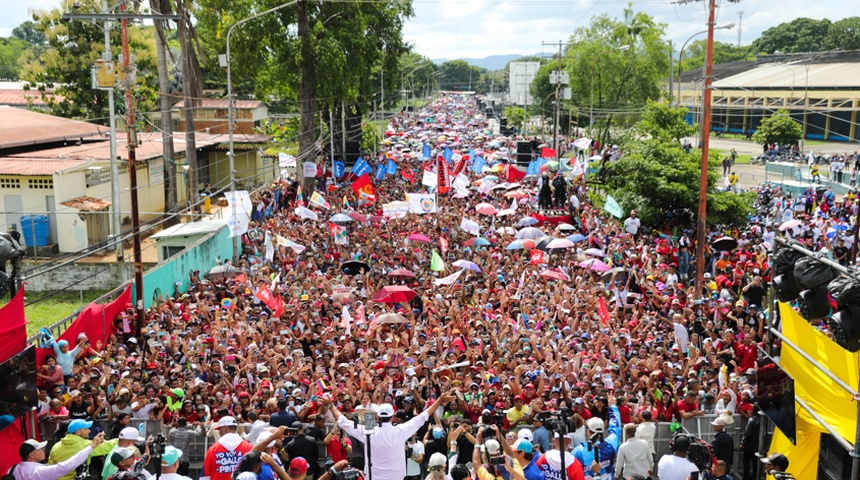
[589,45,630,135]
[676,23,734,108]
[226,0,299,262]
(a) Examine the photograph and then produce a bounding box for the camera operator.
[656,434,697,480]
[106,447,151,480]
[282,422,319,479]
[471,426,525,480]
[160,447,193,480]
[759,453,789,477]
[572,395,621,480]
[11,435,105,480]
[535,431,584,480]
[324,390,455,480]
[102,428,149,480]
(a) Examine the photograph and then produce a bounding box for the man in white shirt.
[326,391,455,480]
[635,411,656,461]
[624,210,641,238]
[160,446,192,480]
[13,436,104,480]
[242,411,267,445]
[657,434,698,480]
[615,424,652,480]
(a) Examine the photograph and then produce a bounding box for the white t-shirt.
[673,322,690,354]
[657,454,698,480]
[407,440,424,476]
[624,217,641,235]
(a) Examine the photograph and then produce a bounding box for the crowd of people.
[11,95,798,480]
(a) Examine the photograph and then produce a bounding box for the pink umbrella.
[539,270,569,281]
[407,233,432,243]
[371,286,417,303]
[578,258,610,272]
[370,215,386,223]
[476,202,498,215]
[388,269,416,278]
[348,212,367,223]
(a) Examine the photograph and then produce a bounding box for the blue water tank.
[20,215,50,247]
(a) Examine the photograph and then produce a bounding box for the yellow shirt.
[506,405,531,423]
[477,456,525,480]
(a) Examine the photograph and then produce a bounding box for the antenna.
[737,11,744,47]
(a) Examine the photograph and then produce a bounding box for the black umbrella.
[601,267,629,282]
[204,264,242,281]
[535,236,558,252]
[712,236,738,252]
[342,260,370,275]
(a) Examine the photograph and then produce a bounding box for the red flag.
[234,273,246,284]
[255,285,278,310]
[452,154,470,177]
[437,155,450,194]
[530,249,545,265]
[541,147,557,158]
[402,167,416,183]
[350,173,377,201]
[440,236,449,254]
[598,295,611,326]
[274,293,284,318]
[505,164,526,182]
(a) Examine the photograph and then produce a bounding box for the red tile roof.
[0,106,107,150]
[0,158,86,176]
[0,90,62,107]
[60,195,112,211]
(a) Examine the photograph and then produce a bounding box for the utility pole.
[737,11,744,47]
[63,1,181,348]
[101,0,122,261]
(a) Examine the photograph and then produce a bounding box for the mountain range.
[431,53,543,71]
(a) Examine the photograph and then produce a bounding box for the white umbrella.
[516,227,545,239]
[573,137,592,150]
[779,219,802,231]
[547,238,576,250]
[496,226,517,235]
[555,223,577,232]
[330,213,353,223]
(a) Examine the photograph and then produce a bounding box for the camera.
[537,408,574,432]
[489,456,506,465]
[285,427,299,435]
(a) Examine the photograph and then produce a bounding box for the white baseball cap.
[377,403,395,418]
[218,416,238,428]
[118,427,142,441]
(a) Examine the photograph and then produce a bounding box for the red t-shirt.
[675,399,699,421]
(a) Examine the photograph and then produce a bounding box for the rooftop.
[60,196,112,212]
[0,106,107,150]
[152,220,227,239]
[173,99,264,109]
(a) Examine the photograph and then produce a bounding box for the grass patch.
[0,290,109,337]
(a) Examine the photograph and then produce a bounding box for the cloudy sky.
[1,0,852,61]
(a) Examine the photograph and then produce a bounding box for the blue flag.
[471,156,486,173]
[526,160,538,176]
[536,157,547,172]
[333,161,345,178]
[422,143,432,160]
[386,159,397,175]
[353,157,371,177]
[469,148,476,159]
[375,163,385,181]
[443,147,453,163]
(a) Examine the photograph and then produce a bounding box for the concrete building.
[677,50,860,143]
[0,106,272,253]
[174,99,267,135]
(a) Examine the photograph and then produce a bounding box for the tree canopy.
[752,109,803,147]
[605,102,753,227]
[680,40,755,71]
[752,17,832,54]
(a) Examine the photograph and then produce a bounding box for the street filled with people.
[15,95,805,480]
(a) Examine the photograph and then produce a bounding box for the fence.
[39,413,744,479]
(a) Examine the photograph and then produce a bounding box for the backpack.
[2,464,17,480]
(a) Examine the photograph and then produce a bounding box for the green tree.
[752,109,803,147]
[0,37,29,80]
[562,7,670,143]
[752,18,832,54]
[605,102,752,227]
[438,60,484,91]
[503,106,524,128]
[19,8,158,121]
[679,40,755,71]
[826,17,860,51]
[12,20,46,46]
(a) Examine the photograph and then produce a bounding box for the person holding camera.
[10,434,105,480]
[48,420,118,480]
[282,422,319,479]
[471,426,525,480]
[656,435,697,480]
[102,428,150,480]
[535,431,585,480]
[571,394,621,480]
[325,390,455,480]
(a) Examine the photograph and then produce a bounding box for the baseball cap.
[428,452,447,468]
[514,439,533,454]
[760,453,789,470]
[289,457,310,476]
[117,388,130,397]
[109,447,136,466]
[218,416,238,428]
[19,439,47,460]
[377,403,395,418]
[586,417,605,433]
[161,446,183,466]
[257,432,276,449]
[711,416,731,427]
[517,429,533,442]
[67,419,93,434]
[119,427,142,441]
[485,439,502,455]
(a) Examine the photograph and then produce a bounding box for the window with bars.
[28,178,53,189]
[0,178,20,189]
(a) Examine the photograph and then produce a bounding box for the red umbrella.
[370,215,386,223]
[388,269,416,278]
[348,212,367,223]
[371,286,417,303]
[539,270,569,281]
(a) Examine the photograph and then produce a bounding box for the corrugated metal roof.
[173,99,263,109]
[0,106,107,150]
[0,90,61,107]
[153,220,227,238]
[60,196,111,211]
[713,62,860,90]
[0,158,86,175]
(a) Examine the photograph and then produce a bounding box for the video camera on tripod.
[535,408,575,433]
